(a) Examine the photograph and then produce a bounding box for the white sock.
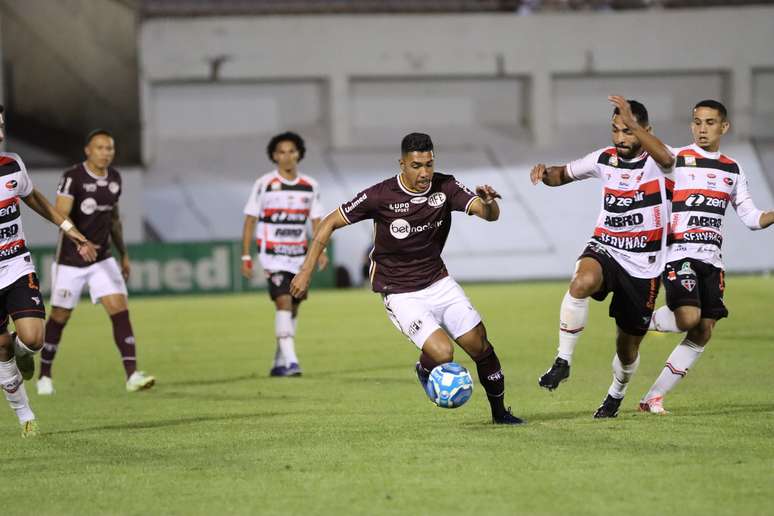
[608,353,640,399]
[557,291,589,364]
[272,346,284,368]
[276,310,298,367]
[14,335,38,357]
[649,306,682,333]
[642,338,704,401]
[0,358,35,424]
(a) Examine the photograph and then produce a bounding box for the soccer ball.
[426,362,474,409]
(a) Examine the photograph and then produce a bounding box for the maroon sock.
[40,319,65,378]
[110,310,137,378]
[475,346,507,418]
[419,351,439,374]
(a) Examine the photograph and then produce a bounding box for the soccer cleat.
[639,396,668,415]
[126,371,155,392]
[415,362,435,402]
[269,366,287,377]
[36,376,55,396]
[493,407,526,425]
[21,419,39,438]
[538,357,570,391]
[16,353,34,381]
[593,394,623,418]
[284,363,302,377]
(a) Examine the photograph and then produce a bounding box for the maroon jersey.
[56,163,122,267]
[338,172,479,294]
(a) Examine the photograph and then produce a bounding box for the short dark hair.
[0,104,4,114]
[613,99,649,127]
[401,132,434,155]
[85,129,113,146]
[267,131,305,163]
[694,99,727,120]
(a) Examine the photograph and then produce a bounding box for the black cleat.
[493,407,526,425]
[593,394,623,419]
[538,357,570,391]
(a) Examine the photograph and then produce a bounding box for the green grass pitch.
[4,276,773,515]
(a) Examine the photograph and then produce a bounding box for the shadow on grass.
[47,411,287,435]
[162,373,261,387]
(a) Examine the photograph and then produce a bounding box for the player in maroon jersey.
[291,133,524,424]
[37,130,155,395]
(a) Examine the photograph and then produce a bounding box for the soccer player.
[290,132,524,425]
[0,105,98,436]
[241,132,327,377]
[36,130,155,395]
[530,97,675,418]
[639,100,774,414]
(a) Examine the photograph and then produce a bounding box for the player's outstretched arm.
[311,218,329,271]
[22,187,98,262]
[240,215,257,279]
[111,204,130,280]
[290,209,348,298]
[759,211,774,229]
[468,185,501,221]
[530,164,572,187]
[608,95,674,169]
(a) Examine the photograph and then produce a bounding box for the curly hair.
[266,131,305,163]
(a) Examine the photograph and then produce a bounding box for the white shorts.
[382,276,482,349]
[50,257,128,309]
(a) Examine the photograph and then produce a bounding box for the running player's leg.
[649,260,702,333]
[0,327,37,437]
[641,265,726,413]
[539,248,606,391]
[267,271,303,376]
[594,275,657,418]
[7,273,47,381]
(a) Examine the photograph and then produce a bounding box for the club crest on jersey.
[410,196,427,204]
[608,155,619,167]
[427,192,446,208]
[109,182,120,194]
[681,279,696,292]
[678,262,695,276]
[684,156,697,166]
[271,181,281,191]
[5,180,17,190]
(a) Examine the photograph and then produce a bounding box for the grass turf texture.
[4,277,773,515]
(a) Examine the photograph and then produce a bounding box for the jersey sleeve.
[566,150,603,181]
[243,178,264,217]
[56,169,76,199]
[731,167,764,230]
[338,186,378,225]
[10,154,34,197]
[310,184,324,220]
[443,176,480,214]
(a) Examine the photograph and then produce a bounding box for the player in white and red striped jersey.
[640,100,774,415]
[0,104,98,437]
[241,132,327,377]
[530,97,675,418]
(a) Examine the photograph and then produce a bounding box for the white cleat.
[639,396,668,415]
[36,376,55,396]
[126,371,155,392]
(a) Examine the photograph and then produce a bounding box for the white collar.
[689,143,721,160]
[396,173,431,196]
[82,162,108,179]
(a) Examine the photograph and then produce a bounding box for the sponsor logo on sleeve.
[343,193,367,214]
[427,192,446,208]
[5,180,17,190]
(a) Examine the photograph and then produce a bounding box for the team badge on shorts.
[408,319,423,336]
[681,279,696,292]
[271,274,284,287]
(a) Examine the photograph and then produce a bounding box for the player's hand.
[290,269,312,298]
[475,185,501,204]
[317,252,329,272]
[530,164,547,185]
[76,240,99,263]
[608,95,638,128]
[241,258,254,279]
[120,254,131,281]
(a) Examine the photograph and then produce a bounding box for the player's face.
[691,107,728,152]
[610,114,642,159]
[399,151,434,191]
[272,140,300,171]
[85,134,115,169]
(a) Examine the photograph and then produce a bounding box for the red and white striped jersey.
[243,170,324,274]
[0,152,36,288]
[567,147,674,278]
[666,144,763,269]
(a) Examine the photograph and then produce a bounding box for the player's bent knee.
[422,332,454,363]
[675,310,701,331]
[569,273,597,299]
[50,307,72,325]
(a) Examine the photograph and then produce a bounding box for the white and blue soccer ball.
[425,362,474,409]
